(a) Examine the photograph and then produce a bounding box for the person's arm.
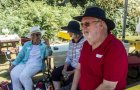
[67,69,75,75]
[64,42,71,66]
[47,46,52,56]
[62,41,73,74]
[71,63,80,90]
[63,62,69,70]
[12,44,26,65]
[8,65,15,72]
[9,43,26,72]
[44,38,50,46]
[62,62,69,75]
[44,38,52,56]
[98,43,127,90]
[95,79,118,90]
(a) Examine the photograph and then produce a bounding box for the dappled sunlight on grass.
[0,63,10,82]
[0,54,11,82]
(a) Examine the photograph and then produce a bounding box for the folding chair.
[32,56,54,90]
[4,50,14,67]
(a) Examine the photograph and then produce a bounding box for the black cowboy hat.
[73,7,115,31]
[61,21,81,34]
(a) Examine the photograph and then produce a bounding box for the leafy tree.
[0,1,81,40]
[60,0,140,37]
[84,0,140,37]
[0,0,140,40]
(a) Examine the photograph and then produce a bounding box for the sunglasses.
[81,20,100,28]
[32,33,41,37]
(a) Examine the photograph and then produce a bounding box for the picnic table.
[128,40,140,56]
[0,35,20,54]
[125,36,140,47]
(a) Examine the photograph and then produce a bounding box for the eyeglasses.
[32,33,41,37]
[81,20,100,28]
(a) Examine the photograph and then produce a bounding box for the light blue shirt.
[12,41,52,69]
[26,45,42,66]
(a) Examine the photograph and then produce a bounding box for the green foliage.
[0,0,81,40]
[58,0,140,37]
[0,0,140,40]
[45,0,87,7]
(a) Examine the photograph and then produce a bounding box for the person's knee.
[51,70,58,80]
[19,73,30,82]
[51,69,57,77]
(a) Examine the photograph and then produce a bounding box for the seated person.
[9,26,52,90]
[51,21,85,90]
[18,36,52,54]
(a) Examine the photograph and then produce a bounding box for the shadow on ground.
[0,55,7,64]
[0,70,10,80]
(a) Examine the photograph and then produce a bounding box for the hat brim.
[61,26,81,34]
[61,26,72,32]
[73,16,115,30]
[61,26,69,31]
[26,31,45,38]
[102,18,115,31]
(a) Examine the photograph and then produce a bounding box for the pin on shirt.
[96,54,103,58]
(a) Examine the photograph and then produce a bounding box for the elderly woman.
[9,26,52,90]
[51,21,85,90]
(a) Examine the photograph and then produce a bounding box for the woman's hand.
[62,68,67,76]
[67,70,74,76]
[44,38,50,46]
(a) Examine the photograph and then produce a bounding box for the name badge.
[96,54,103,58]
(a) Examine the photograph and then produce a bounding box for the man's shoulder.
[107,34,123,47]
[83,40,89,46]
[110,37,123,48]
[106,37,126,54]
[81,41,91,50]
[100,35,125,54]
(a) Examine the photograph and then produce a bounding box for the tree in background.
[57,0,140,37]
[0,0,140,39]
[0,0,81,40]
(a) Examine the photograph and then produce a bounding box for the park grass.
[0,55,11,82]
[0,53,14,81]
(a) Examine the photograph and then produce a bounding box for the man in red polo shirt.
[71,7,128,90]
